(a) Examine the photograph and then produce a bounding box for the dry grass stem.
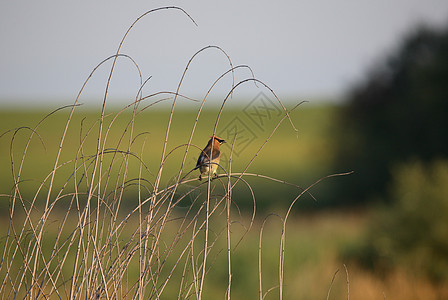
[0,7,349,300]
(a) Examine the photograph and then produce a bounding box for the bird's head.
[210,136,226,145]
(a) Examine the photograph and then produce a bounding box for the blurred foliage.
[331,24,448,206]
[342,160,448,282]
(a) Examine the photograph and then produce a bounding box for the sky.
[1,1,448,107]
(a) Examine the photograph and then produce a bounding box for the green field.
[0,104,341,211]
[1,104,444,299]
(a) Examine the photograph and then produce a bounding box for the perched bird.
[195,136,226,180]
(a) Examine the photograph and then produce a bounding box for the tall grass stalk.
[0,7,349,299]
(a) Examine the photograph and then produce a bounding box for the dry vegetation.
[1,7,446,300]
[0,7,341,299]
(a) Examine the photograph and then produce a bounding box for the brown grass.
[0,7,343,299]
[4,6,439,300]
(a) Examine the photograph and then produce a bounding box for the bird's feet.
[198,174,218,181]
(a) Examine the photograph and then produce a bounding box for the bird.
[194,136,226,180]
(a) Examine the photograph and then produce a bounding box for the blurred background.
[1,1,448,299]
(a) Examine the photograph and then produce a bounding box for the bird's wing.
[194,146,220,169]
[211,148,221,161]
[194,152,205,170]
